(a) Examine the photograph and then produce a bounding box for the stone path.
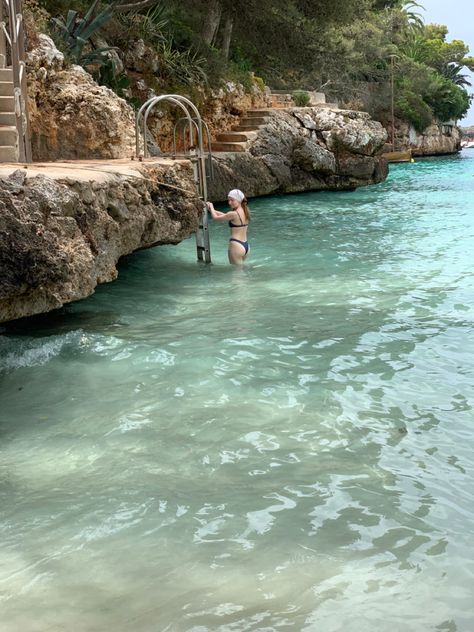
[0,157,188,183]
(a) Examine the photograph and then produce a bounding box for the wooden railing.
[0,0,32,162]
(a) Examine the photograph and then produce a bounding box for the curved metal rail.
[135,95,211,263]
[173,117,214,181]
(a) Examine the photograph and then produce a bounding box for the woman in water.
[207,189,250,265]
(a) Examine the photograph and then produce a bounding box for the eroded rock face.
[0,162,200,323]
[209,107,388,201]
[27,35,136,161]
[389,120,461,156]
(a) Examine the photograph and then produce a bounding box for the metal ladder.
[136,95,212,264]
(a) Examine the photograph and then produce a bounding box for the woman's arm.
[207,202,238,222]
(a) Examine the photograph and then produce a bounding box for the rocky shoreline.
[387,120,462,157]
[0,160,200,323]
[0,34,392,324]
[209,107,388,201]
[0,105,389,323]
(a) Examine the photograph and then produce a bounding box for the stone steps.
[0,126,18,145]
[0,81,14,96]
[0,145,18,161]
[0,96,15,111]
[211,141,248,153]
[231,125,260,132]
[245,109,275,116]
[0,112,16,126]
[0,68,13,81]
[212,108,274,153]
[239,116,268,126]
[0,66,19,163]
[216,131,256,143]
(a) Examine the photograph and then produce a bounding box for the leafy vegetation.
[50,0,116,68]
[292,91,310,107]
[31,0,474,130]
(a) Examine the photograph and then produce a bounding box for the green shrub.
[253,75,266,92]
[156,42,208,87]
[395,91,432,132]
[423,73,471,121]
[97,61,130,98]
[292,90,310,107]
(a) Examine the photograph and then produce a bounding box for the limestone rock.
[27,35,136,161]
[390,120,461,156]
[292,137,336,175]
[209,106,388,200]
[124,39,160,74]
[0,161,201,323]
[209,152,278,201]
[308,109,387,155]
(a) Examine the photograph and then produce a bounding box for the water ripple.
[1,154,474,631]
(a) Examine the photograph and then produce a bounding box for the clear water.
[1,153,474,632]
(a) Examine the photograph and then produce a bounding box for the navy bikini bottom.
[229,238,249,255]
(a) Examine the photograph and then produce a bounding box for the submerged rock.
[209,107,388,200]
[0,161,200,323]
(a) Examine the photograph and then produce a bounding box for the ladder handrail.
[173,116,199,157]
[136,96,193,158]
[0,0,31,162]
[144,97,193,159]
[135,94,212,263]
[173,117,214,180]
[136,94,209,199]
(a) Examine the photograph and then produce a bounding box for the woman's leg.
[228,240,247,265]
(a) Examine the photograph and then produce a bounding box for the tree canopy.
[38,0,474,128]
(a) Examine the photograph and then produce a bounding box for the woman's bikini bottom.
[229,238,249,255]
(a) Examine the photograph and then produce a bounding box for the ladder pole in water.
[170,95,211,264]
[135,94,212,263]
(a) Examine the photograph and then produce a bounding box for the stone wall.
[0,160,200,323]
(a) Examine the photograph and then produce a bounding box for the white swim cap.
[228,189,245,202]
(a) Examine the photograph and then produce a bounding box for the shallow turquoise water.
[1,153,474,631]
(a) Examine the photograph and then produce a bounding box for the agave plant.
[138,3,169,43]
[158,41,208,86]
[51,0,117,68]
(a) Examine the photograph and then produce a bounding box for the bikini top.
[228,210,248,228]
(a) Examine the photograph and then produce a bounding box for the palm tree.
[399,1,425,31]
[441,63,472,88]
